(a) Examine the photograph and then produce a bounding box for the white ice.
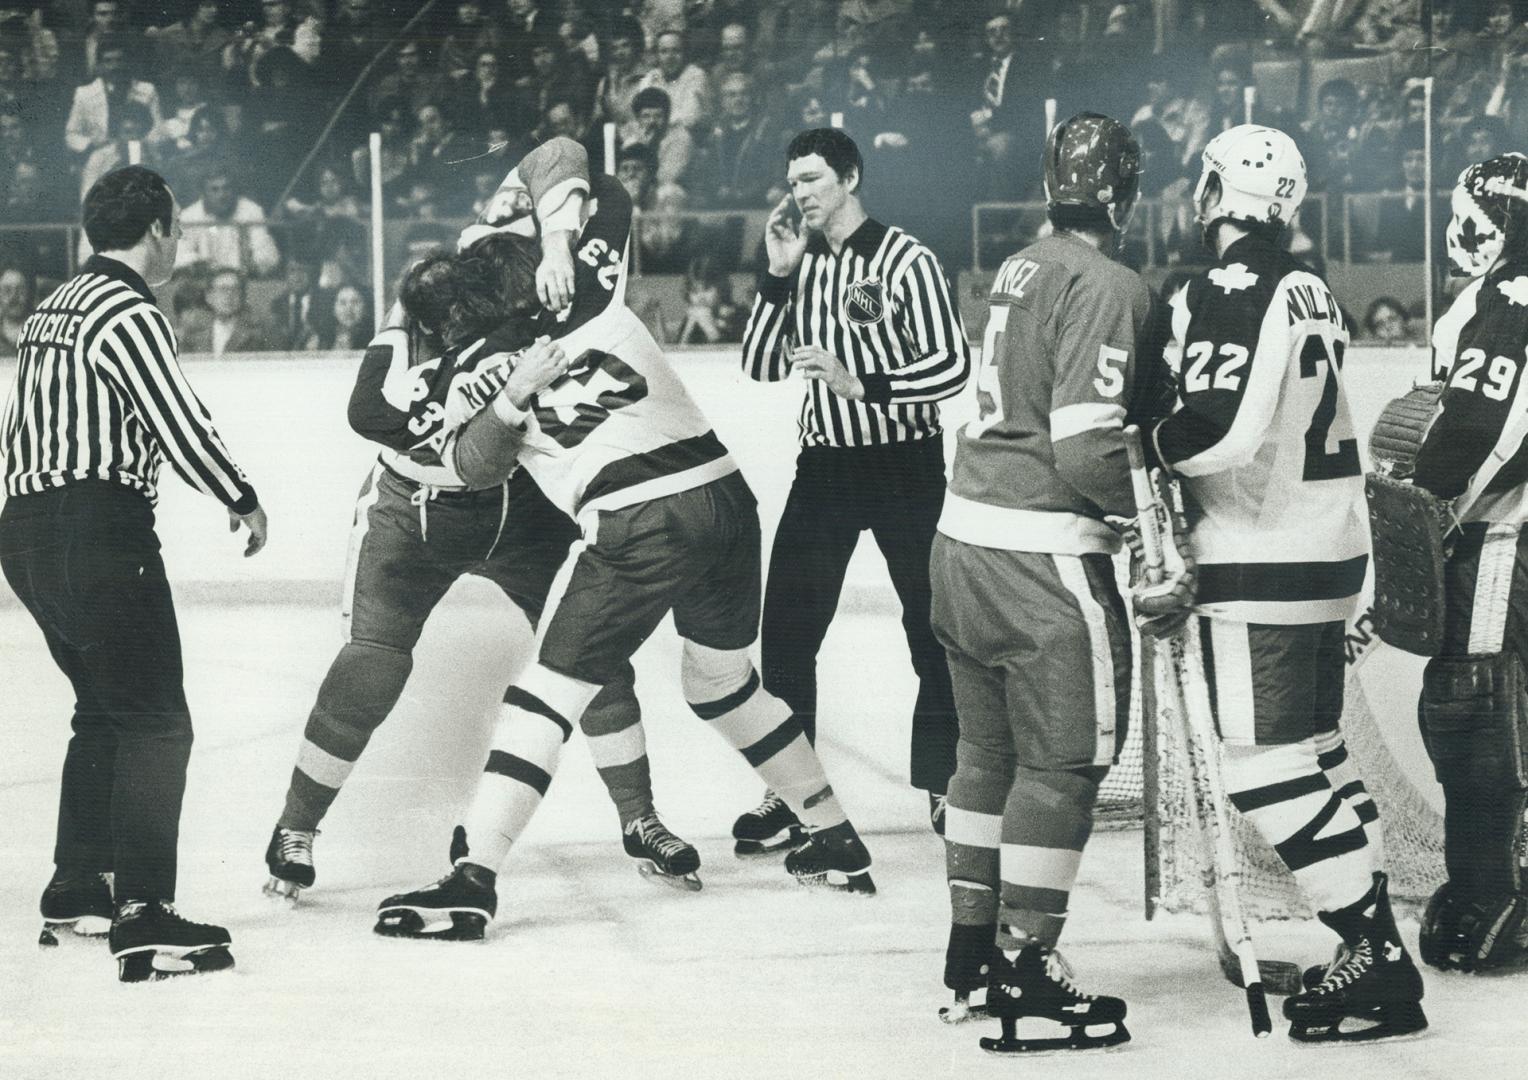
[2,585,1521,1080]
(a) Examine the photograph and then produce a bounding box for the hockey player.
[372,166,876,940]
[931,113,1167,1053]
[1147,124,1426,1041]
[1402,153,1528,973]
[264,139,701,899]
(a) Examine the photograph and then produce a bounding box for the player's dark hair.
[467,231,542,324]
[631,86,672,118]
[83,165,173,253]
[399,252,502,345]
[787,127,863,192]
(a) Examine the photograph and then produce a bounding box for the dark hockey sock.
[581,683,652,828]
[944,743,1009,893]
[997,765,1101,949]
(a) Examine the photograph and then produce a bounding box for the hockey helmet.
[1043,112,1141,231]
[1194,124,1306,234]
[1445,153,1528,278]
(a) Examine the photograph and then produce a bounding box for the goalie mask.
[1445,153,1528,278]
[1194,124,1306,243]
[1043,112,1142,233]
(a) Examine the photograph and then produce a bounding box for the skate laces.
[278,828,316,867]
[756,791,787,817]
[629,813,689,859]
[1044,950,1097,1000]
[1316,939,1373,993]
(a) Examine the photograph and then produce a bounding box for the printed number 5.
[1094,345,1128,397]
[967,305,1009,438]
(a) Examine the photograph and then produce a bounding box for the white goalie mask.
[1445,154,1528,278]
[1194,124,1307,235]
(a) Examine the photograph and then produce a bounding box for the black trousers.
[760,438,959,792]
[1,482,193,902]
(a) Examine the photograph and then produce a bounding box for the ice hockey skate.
[263,825,316,902]
[731,789,806,857]
[1284,874,1427,1044]
[38,871,112,947]
[110,900,234,983]
[624,811,701,891]
[979,944,1130,1054]
[783,820,875,894]
[375,859,498,941]
[939,923,995,1024]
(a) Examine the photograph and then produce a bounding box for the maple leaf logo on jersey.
[1499,275,1528,307]
[845,278,885,324]
[1208,263,1258,293]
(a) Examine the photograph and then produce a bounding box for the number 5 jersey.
[1149,233,1367,624]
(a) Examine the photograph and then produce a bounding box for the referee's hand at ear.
[765,196,808,277]
[228,505,269,557]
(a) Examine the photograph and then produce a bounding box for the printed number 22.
[1300,337,1360,481]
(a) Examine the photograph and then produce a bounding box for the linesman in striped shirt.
[738,128,971,849]
[0,166,266,981]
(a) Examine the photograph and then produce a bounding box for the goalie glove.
[1111,474,1199,639]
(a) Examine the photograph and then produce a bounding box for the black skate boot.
[263,825,317,902]
[939,922,997,1024]
[623,811,702,892]
[980,943,1130,1054]
[110,900,234,983]
[39,871,113,947]
[929,792,948,837]
[375,855,498,941]
[783,820,875,894]
[732,790,806,857]
[1284,873,1427,1044]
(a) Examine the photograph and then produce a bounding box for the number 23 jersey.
[1150,233,1366,624]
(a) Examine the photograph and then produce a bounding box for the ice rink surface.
[3,586,1525,1080]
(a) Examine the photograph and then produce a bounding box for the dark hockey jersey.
[1150,233,1366,624]
[1415,258,1528,526]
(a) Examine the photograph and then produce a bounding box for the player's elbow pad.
[451,413,524,489]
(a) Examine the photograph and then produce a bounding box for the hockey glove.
[1110,498,1198,640]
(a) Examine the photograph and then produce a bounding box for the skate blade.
[373,906,488,941]
[262,877,303,904]
[939,995,989,1025]
[116,945,235,983]
[733,829,807,859]
[980,1019,1131,1055]
[793,868,876,895]
[39,915,111,947]
[1289,1003,1428,1045]
[635,861,703,892]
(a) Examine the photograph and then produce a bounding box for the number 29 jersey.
[1149,233,1366,625]
[941,233,1154,556]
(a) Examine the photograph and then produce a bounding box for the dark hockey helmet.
[1446,152,1528,278]
[1043,112,1142,232]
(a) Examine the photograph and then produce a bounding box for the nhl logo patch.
[846,278,885,324]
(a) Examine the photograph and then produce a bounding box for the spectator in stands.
[969,10,1047,178]
[635,29,712,131]
[0,112,35,182]
[442,0,506,83]
[308,283,372,351]
[616,142,657,210]
[223,0,298,89]
[406,103,465,187]
[146,1,230,82]
[504,0,546,42]
[595,15,647,130]
[178,167,283,278]
[329,0,386,90]
[688,0,759,68]
[707,72,780,209]
[768,0,840,95]
[713,22,754,81]
[284,163,364,222]
[456,48,522,143]
[1207,62,1252,136]
[370,39,446,122]
[316,215,368,289]
[1303,77,1374,194]
[79,100,156,205]
[1367,125,1428,262]
[675,253,743,345]
[0,264,31,355]
[1485,45,1528,150]
[557,3,601,66]
[637,181,696,273]
[64,37,162,162]
[622,86,696,188]
[535,96,603,164]
[269,258,324,352]
[64,0,123,83]
[1451,115,1507,181]
[150,71,212,153]
[249,45,328,208]
[516,28,594,124]
[161,104,226,203]
[352,96,412,195]
[179,269,275,357]
[1364,296,1411,343]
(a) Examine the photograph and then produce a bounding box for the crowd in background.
[0,0,1520,353]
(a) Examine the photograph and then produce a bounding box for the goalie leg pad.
[1419,881,1528,972]
[1420,652,1528,895]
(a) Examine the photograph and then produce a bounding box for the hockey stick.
[1124,427,1274,1037]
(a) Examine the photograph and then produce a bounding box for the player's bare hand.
[229,504,268,558]
[538,231,577,312]
[789,343,864,401]
[504,336,569,408]
[765,195,808,278]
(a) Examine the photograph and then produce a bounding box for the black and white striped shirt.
[1,255,257,513]
[741,217,970,447]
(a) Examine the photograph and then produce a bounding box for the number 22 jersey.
[1150,233,1366,624]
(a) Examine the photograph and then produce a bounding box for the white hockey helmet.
[1194,124,1308,233]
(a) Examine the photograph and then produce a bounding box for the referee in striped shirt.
[0,165,265,968]
[736,128,971,847]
